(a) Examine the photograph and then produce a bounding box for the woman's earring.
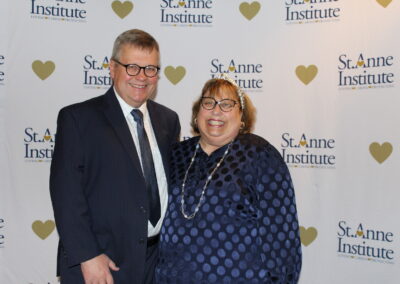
[240,121,245,130]
[194,118,198,126]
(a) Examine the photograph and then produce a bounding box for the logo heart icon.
[164,66,186,85]
[299,140,307,146]
[32,60,55,80]
[300,226,318,246]
[239,1,261,21]
[178,1,186,7]
[376,0,392,8]
[112,1,133,19]
[369,142,393,164]
[295,65,318,85]
[356,230,364,237]
[32,220,55,240]
[357,61,364,67]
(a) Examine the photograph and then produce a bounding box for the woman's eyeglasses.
[200,97,239,112]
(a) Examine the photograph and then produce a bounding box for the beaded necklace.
[180,141,233,219]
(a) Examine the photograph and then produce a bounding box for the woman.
[156,75,302,283]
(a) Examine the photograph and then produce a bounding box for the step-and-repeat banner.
[1,1,399,283]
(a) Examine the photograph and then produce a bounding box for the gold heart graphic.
[43,135,51,141]
[32,60,55,80]
[112,1,133,19]
[295,65,318,85]
[300,226,318,246]
[356,230,364,237]
[179,1,186,7]
[32,220,55,240]
[376,0,392,8]
[239,1,261,21]
[228,66,236,72]
[369,142,393,164]
[102,63,109,68]
[164,66,186,85]
[357,61,364,67]
[299,140,307,146]
[304,0,310,2]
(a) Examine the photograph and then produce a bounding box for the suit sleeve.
[171,111,181,142]
[50,108,101,267]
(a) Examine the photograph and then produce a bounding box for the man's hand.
[81,253,120,284]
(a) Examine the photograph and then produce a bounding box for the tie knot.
[131,109,143,123]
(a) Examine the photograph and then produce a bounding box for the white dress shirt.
[115,91,168,237]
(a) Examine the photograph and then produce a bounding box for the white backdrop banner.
[1,1,399,283]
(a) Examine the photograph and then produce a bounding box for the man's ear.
[109,60,115,79]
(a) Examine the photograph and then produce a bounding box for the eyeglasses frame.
[200,96,239,112]
[113,59,160,78]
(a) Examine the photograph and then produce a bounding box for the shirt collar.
[114,87,148,119]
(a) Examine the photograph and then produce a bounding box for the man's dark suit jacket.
[50,87,180,283]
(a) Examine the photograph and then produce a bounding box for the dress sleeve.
[249,142,302,283]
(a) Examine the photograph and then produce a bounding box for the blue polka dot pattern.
[156,134,302,283]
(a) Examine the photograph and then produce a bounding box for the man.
[50,29,180,284]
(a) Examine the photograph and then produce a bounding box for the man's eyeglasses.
[201,97,239,112]
[113,59,160,78]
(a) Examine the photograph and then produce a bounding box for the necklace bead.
[180,140,233,219]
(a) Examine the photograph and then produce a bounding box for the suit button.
[140,206,146,213]
[139,238,145,245]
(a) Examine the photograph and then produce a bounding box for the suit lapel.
[102,88,143,175]
[147,101,170,180]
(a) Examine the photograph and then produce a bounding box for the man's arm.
[173,113,181,142]
[50,107,101,267]
[81,254,119,284]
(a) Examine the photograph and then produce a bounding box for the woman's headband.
[219,73,245,110]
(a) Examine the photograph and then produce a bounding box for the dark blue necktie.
[131,109,161,227]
